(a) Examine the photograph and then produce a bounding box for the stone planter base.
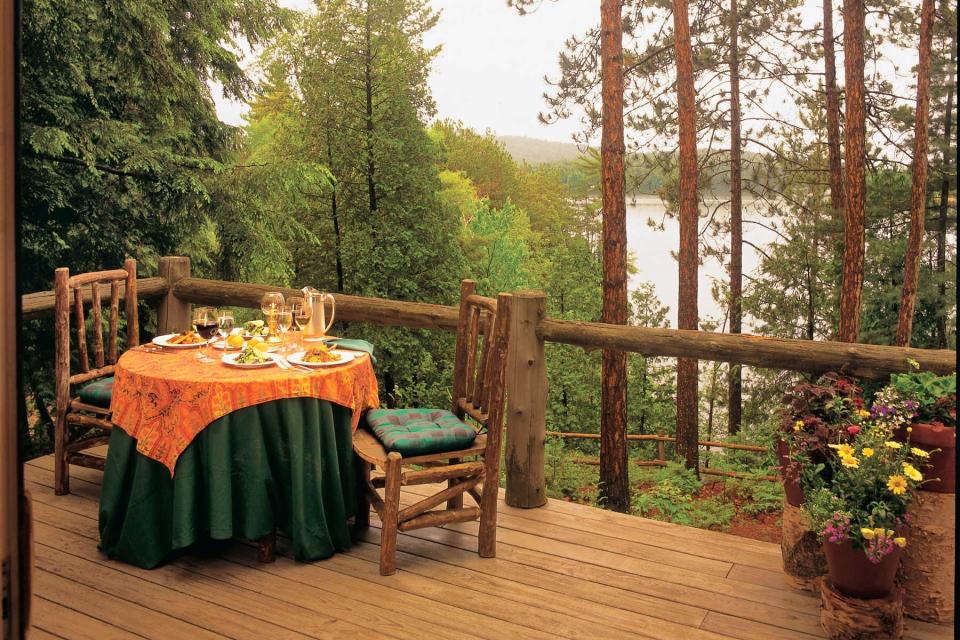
[781,499,826,591]
[897,491,955,623]
[819,578,904,640]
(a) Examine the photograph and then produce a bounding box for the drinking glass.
[192,306,218,362]
[260,292,285,340]
[287,296,305,351]
[276,305,293,353]
[216,312,234,357]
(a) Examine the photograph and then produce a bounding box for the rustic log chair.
[54,259,139,495]
[352,280,513,575]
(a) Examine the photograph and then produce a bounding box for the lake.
[626,195,776,330]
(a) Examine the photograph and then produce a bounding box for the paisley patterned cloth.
[109,347,379,476]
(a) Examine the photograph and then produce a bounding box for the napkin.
[324,338,376,365]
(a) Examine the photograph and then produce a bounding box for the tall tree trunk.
[727,0,743,435]
[326,133,345,293]
[896,0,936,346]
[936,33,956,349]
[838,0,866,343]
[824,0,845,215]
[364,0,378,214]
[599,0,630,512]
[673,0,700,472]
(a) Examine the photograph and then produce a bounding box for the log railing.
[22,256,957,508]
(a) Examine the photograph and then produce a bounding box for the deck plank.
[23,455,957,640]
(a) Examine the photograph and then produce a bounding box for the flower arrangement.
[798,380,929,572]
[779,373,870,493]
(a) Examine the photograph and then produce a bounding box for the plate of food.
[221,346,277,368]
[152,331,207,348]
[288,346,356,368]
[243,320,270,338]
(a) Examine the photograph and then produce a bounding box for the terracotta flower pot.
[777,440,804,507]
[824,539,903,599]
[908,422,956,494]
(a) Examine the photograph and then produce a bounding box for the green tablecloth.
[99,398,356,569]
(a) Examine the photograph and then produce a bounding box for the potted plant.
[887,363,956,493]
[801,407,927,599]
[779,373,866,506]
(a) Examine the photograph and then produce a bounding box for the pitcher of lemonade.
[300,287,336,340]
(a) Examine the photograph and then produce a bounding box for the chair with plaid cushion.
[353,280,513,575]
[53,259,139,495]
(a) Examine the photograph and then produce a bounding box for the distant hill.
[497,135,590,165]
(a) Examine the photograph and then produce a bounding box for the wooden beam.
[397,507,480,532]
[400,461,484,486]
[505,290,548,509]
[20,277,168,320]
[539,319,955,379]
[157,257,191,335]
[0,0,26,628]
[172,277,460,333]
[397,476,482,523]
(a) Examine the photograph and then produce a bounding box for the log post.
[781,499,827,591]
[157,256,191,335]
[819,578,904,640]
[897,491,955,623]
[656,430,666,464]
[504,290,548,508]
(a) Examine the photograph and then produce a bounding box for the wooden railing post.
[656,430,666,466]
[157,256,191,334]
[505,290,548,508]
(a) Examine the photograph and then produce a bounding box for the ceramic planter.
[823,539,904,599]
[907,422,956,494]
[777,439,804,506]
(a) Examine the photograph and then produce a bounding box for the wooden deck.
[24,453,954,640]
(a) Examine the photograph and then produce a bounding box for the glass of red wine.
[192,306,218,362]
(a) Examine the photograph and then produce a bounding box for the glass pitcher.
[300,287,336,340]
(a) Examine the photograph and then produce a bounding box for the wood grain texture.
[838,0,866,343]
[505,290,547,508]
[895,0,936,347]
[173,276,460,333]
[727,0,743,436]
[673,0,701,474]
[157,256,191,335]
[22,455,958,640]
[21,276,166,320]
[820,579,904,640]
[823,0,844,215]
[538,319,956,379]
[599,0,630,513]
[898,491,955,623]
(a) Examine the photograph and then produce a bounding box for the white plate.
[221,352,278,368]
[288,350,357,368]
[152,334,207,349]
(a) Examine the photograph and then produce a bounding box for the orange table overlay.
[109,347,380,475]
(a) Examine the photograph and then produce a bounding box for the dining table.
[98,339,380,569]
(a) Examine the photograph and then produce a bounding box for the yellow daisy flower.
[860,528,876,540]
[887,475,908,495]
[884,441,902,449]
[830,443,855,458]
[910,447,929,458]
[861,447,875,458]
[841,455,859,469]
[894,537,907,548]
[902,463,923,482]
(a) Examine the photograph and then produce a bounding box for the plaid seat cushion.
[78,376,114,409]
[365,408,477,457]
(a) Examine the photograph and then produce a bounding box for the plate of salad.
[243,320,271,338]
[221,346,277,368]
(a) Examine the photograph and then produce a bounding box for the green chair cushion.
[365,408,477,457]
[78,376,114,409]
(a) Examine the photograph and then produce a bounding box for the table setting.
[98,290,380,569]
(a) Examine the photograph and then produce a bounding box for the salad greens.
[234,345,271,364]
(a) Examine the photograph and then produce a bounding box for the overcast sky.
[214,0,598,143]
